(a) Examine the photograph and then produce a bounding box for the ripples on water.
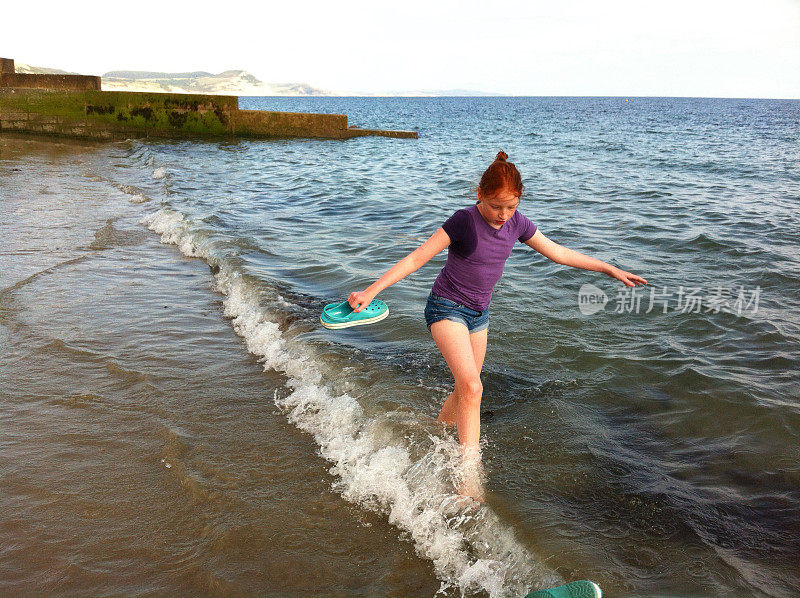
[2,97,799,597]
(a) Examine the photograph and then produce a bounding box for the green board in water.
[525,580,602,598]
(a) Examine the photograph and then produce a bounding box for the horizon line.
[233,94,800,101]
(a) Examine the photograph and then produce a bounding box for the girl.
[348,151,646,496]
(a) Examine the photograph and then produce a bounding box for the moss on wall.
[1,88,417,140]
[0,89,237,138]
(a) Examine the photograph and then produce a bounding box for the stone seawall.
[233,109,348,139]
[0,88,417,140]
[0,57,102,91]
[0,73,101,91]
[0,89,237,140]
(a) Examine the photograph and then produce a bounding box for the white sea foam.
[129,194,150,204]
[152,166,167,180]
[141,206,561,597]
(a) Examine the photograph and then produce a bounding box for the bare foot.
[456,445,486,505]
[454,495,484,515]
[458,474,485,503]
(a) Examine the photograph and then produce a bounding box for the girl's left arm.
[524,230,647,287]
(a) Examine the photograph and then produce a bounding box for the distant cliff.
[100,69,331,96]
[14,63,78,75]
[14,63,332,97]
[13,63,499,97]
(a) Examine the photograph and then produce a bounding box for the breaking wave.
[142,207,561,597]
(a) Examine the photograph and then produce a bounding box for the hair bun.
[495,151,508,162]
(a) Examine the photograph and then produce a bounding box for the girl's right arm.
[348,227,451,312]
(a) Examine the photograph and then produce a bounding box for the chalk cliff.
[14,63,331,96]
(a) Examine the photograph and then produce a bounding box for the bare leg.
[430,321,487,449]
[430,322,490,501]
[437,390,459,426]
[437,327,488,426]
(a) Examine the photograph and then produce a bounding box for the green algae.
[1,89,235,137]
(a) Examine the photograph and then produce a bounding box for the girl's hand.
[348,290,375,313]
[607,266,647,287]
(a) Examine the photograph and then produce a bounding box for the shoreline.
[0,134,444,596]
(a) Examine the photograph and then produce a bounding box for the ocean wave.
[142,207,562,597]
[0,257,89,296]
[670,232,738,253]
[628,190,674,199]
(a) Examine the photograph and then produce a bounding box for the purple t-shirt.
[431,203,537,311]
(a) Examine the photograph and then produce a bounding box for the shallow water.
[2,96,799,597]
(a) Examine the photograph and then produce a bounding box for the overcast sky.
[4,0,799,97]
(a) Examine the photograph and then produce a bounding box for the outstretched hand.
[608,266,647,287]
[348,290,374,313]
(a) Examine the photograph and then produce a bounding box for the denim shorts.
[424,292,489,333]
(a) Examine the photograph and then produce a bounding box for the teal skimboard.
[525,580,601,598]
[320,299,389,330]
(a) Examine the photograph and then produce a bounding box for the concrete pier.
[0,57,418,141]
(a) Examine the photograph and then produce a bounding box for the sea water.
[1,96,799,597]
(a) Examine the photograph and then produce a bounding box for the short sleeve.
[517,212,538,243]
[441,209,471,245]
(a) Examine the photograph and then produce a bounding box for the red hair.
[475,151,524,200]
